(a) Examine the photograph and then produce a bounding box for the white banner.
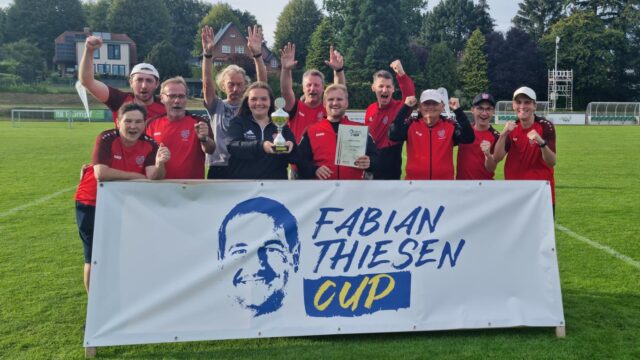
[85,180,564,347]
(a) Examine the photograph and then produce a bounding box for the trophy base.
[273,145,289,154]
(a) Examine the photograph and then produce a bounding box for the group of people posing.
[73,26,557,292]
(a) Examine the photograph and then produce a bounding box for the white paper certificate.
[335,124,368,168]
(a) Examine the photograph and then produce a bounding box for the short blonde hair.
[160,76,188,95]
[324,83,348,100]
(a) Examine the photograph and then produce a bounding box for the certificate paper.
[335,125,368,168]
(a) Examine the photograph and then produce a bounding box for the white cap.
[130,63,159,79]
[513,86,536,101]
[419,89,443,104]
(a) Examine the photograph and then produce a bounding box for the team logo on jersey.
[136,155,145,166]
[382,116,389,125]
[437,129,446,140]
[414,131,423,137]
[181,129,190,139]
[513,137,518,142]
[244,130,256,140]
[298,112,305,117]
[316,132,325,137]
[153,132,162,136]
[113,154,122,160]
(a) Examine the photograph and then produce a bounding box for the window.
[96,64,108,74]
[108,44,121,60]
[222,45,231,54]
[235,45,244,54]
[230,34,236,38]
[271,58,278,68]
[112,65,125,76]
[93,49,100,59]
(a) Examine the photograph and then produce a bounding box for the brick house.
[53,28,136,77]
[208,22,280,74]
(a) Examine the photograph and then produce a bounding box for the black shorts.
[207,165,230,179]
[75,201,96,263]
[373,143,403,180]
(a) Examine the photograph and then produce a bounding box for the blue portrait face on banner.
[218,197,300,317]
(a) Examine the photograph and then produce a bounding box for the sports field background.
[0,121,638,359]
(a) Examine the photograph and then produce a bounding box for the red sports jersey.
[504,116,556,203]
[365,74,415,149]
[287,99,327,143]
[146,114,210,179]
[105,86,165,126]
[75,129,158,205]
[307,118,365,180]
[456,126,500,180]
[405,119,457,180]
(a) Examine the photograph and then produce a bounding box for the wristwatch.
[538,140,547,148]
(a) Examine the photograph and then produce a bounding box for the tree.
[195,3,258,56]
[512,0,566,42]
[487,28,546,101]
[424,42,458,92]
[0,8,6,46]
[273,0,322,67]
[305,17,336,80]
[84,0,111,31]
[458,29,489,103]
[5,0,86,68]
[107,0,171,61]
[540,11,625,107]
[144,40,192,81]
[162,0,210,60]
[0,40,47,82]
[422,0,495,55]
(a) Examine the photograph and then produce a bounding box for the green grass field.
[1,121,639,359]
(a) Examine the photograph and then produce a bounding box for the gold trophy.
[271,97,289,153]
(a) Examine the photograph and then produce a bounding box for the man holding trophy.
[226,82,297,180]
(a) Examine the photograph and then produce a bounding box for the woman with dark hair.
[227,82,297,179]
[74,102,170,293]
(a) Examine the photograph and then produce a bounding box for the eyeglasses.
[476,106,494,113]
[163,94,187,100]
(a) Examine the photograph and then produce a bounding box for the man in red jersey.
[75,103,170,293]
[297,84,377,180]
[389,90,474,180]
[456,93,501,180]
[365,60,415,179]
[493,86,557,209]
[79,35,165,125]
[146,77,215,179]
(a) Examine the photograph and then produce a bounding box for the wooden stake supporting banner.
[555,326,566,338]
[85,346,96,358]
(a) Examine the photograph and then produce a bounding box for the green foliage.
[4,0,86,67]
[458,29,489,104]
[305,17,336,80]
[0,40,46,82]
[540,12,625,108]
[162,0,210,61]
[84,0,111,31]
[273,0,322,67]
[107,0,171,61]
[422,0,494,55]
[194,3,258,56]
[424,42,458,92]
[0,8,6,45]
[144,40,192,81]
[512,0,566,42]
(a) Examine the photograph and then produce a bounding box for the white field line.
[0,186,75,219]
[556,223,640,270]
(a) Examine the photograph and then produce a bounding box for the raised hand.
[201,26,215,55]
[247,25,264,57]
[404,95,417,107]
[502,121,516,135]
[480,140,491,155]
[324,45,344,71]
[449,97,460,111]
[280,42,298,70]
[390,59,405,76]
[195,121,210,141]
[85,36,103,52]
[156,144,171,164]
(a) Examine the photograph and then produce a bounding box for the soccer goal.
[495,101,549,124]
[11,108,110,128]
[585,102,640,125]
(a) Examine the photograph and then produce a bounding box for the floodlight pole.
[553,36,560,111]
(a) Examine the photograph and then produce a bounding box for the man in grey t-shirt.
[201,25,267,179]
